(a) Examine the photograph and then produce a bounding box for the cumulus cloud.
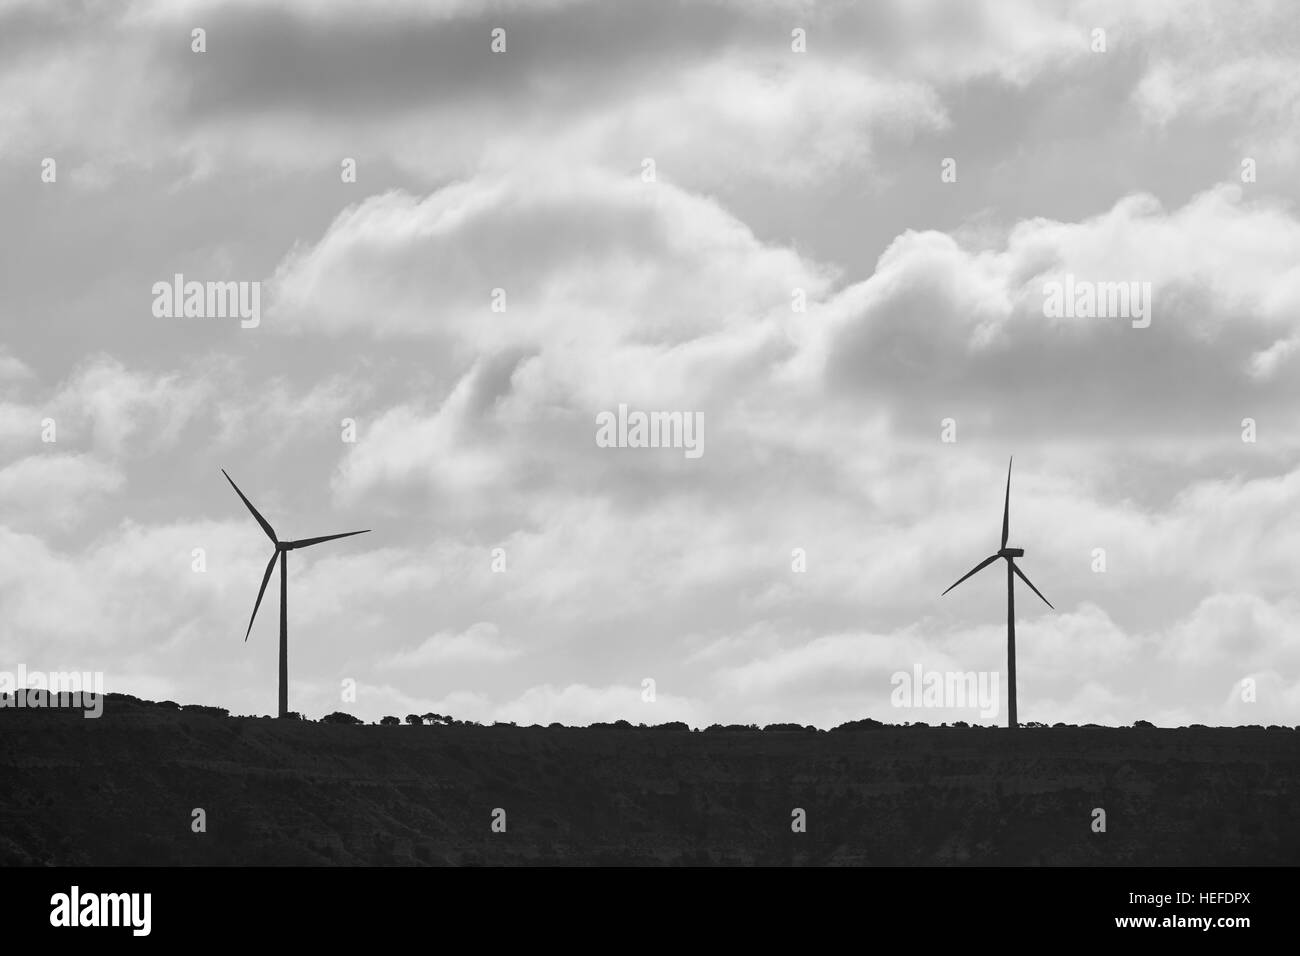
[267,169,835,342]
[381,622,521,669]
[805,186,1300,440]
[0,356,208,460]
[0,454,124,532]
[5,0,1289,190]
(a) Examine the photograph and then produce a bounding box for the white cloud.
[381,622,520,668]
[0,454,124,532]
[267,169,835,343]
[0,356,208,459]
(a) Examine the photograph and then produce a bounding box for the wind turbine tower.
[223,469,369,718]
[941,458,1053,729]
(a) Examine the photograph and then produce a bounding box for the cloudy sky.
[3,0,1299,727]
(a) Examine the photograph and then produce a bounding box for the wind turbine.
[223,469,369,718]
[941,458,1053,729]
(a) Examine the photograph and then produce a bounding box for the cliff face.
[2,696,1297,866]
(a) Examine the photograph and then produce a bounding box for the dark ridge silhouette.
[2,694,1297,866]
[942,457,1053,730]
[222,469,370,719]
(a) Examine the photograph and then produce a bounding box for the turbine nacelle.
[999,547,1024,558]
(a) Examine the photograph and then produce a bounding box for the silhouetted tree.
[831,718,884,731]
[181,704,229,718]
[379,715,400,725]
[405,714,422,725]
[320,711,362,725]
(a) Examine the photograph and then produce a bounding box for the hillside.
[2,695,1297,866]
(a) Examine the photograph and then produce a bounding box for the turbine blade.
[286,529,370,549]
[941,554,1000,596]
[246,550,279,641]
[222,469,277,544]
[1012,562,1054,609]
[1001,456,1012,550]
